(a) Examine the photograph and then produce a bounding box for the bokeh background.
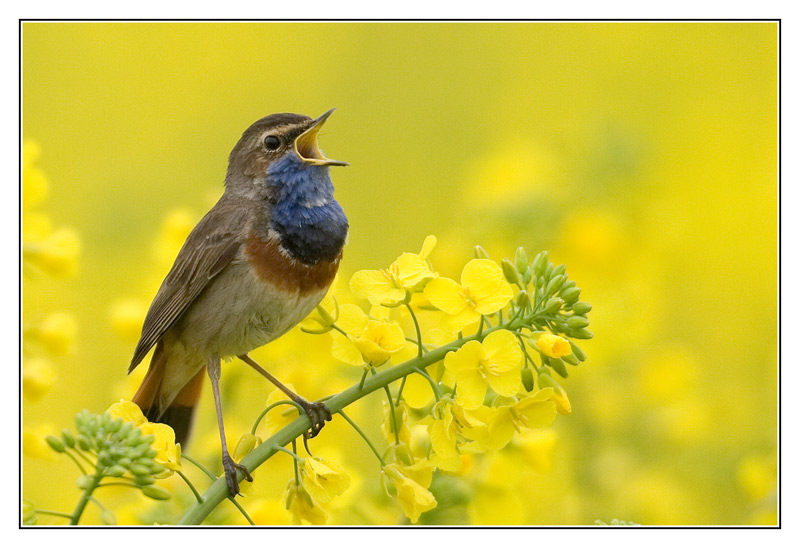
[22,22,778,525]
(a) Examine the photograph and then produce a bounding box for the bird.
[127,109,349,496]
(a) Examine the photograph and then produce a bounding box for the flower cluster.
[251,237,592,524]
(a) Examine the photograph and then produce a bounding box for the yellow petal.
[331,335,366,366]
[392,253,437,289]
[444,340,484,375]
[482,329,523,373]
[460,259,513,314]
[350,270,404,305]
[535,333,572,358]
[489,368,524,397]
[335,304,369,336]
[106,400,147,427]
[423,277,467,315]
[418,235,437,260]
[514,397,558,429]
[454,369,487,409]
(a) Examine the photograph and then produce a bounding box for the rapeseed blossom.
[300,456,351,503]
[106,400,181,475]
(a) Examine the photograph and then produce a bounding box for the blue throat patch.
[266,154,348,264]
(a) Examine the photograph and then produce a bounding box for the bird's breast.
[244,231,341,296]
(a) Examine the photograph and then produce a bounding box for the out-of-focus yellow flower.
[106,400,181,475]
[331,304,406,366]
[23,140,48,209]
[23,228,81,277]
[262,384,301,435]
[534,332,571,359]
[381,463,437,523]
[154,209,196,267]
[463,389,557,451]
[249,498,291,525]
[300,456,351,503]
[284,481,327,525]
[29,312,78,356]
[22,424,57,459]
[517,429,557,474]
[444,329,523,409]
[350,235,438,306]
[22,358,56,401]
[109,298,148,342]
[736,453,776,502]
[424,259,513,331]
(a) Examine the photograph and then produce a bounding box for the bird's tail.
[132,341,204,447]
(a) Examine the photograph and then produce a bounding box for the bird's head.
[225,109,348,196]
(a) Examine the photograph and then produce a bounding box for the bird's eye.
[264,135,281,150]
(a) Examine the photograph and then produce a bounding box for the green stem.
[35,509,74,520]
[250,400,302,435]
[412,367,442,401]
[180,453,253,525]
[406,304,425,358]
[177,470,204,503]
[338,409,386,465]
[70,473,102,525]
[63,449,88,475]
[395,376,408,405]
[178,320,517,525]
[291,440,300,485]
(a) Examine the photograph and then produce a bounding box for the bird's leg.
[238,353,332,440]
[207,355,252,497]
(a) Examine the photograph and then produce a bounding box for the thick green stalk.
[178,320,519,525]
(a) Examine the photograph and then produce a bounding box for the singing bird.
[128,110,349,496]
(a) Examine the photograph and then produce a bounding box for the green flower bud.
[106,465,127,477]
[571,301,592,315]
[567,316,590,329]
[522,266,533,284]
[570,342,586,362]
[515,290,531,309]
[549,358,568,378]
[501,259,520,284]
[553,264,566,277]
[515,247,529,274]
[76,435,91,451]
[133,475,156,486]
[150,463,166,476]
[544,262,554,279]
[545,275,566,295]
[571,328,593,340]
[537,371,556,390]
[61,429,76,448]
[130,464,152,477]
[543,297,563,314]
[473,245,490,259]
[45,434,65,453]
[22,500,37,525]
[76,475,95,490]
[144,448,158,459]
[100,509,117,525]
[560,287,581,305]
[141,485,171,501]
[561,279,576,290]
[521,368,534,392]
[532,251,548,277]
[562,353,580,366]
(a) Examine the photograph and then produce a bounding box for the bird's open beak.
[294,108,349,166]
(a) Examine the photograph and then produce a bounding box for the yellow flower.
[139,421,182,474]
[331,304,406,366]
[463,389,557,451]
[427,399,483,459]
[23,227,81,277]
[106,400,181,475]
[29,312,78,356]
[300,456,351,503]
[350,235,438,306]
[109,298,149,342]
[536,372,572,415]
[444,329,523,409]
[534,333,571,358]
[23,140,48,209]
[22,358,56,401]
[424,259,513,331]
[381,463,437,523]
[284,481,327,525]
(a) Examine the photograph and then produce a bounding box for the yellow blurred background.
[22,22,778,525]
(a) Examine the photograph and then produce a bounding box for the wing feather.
[128,202,244,371]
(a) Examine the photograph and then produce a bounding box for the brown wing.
[128,201,243,372]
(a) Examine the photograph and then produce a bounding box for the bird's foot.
[296,399,332,440]
[222,452,253,497]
